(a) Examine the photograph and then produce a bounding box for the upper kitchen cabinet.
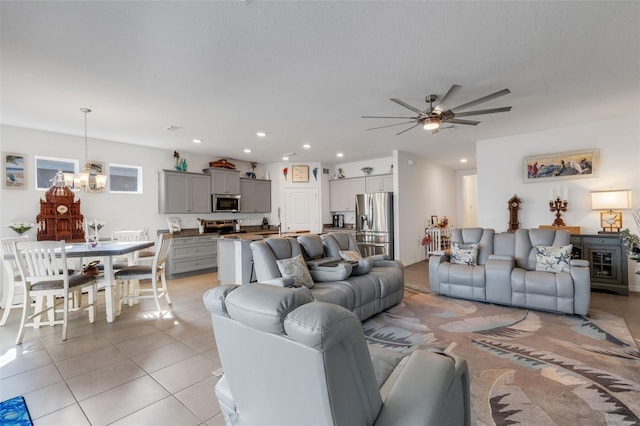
[330,177,365,212]
[240,178,272,212]
[365,174,393,193]
[206,167,241,194]
[159,170,211,214]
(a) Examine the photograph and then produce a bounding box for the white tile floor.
[0,272,225,426]
[1,262,638,425]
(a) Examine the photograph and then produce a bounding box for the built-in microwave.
[212,194,241,212]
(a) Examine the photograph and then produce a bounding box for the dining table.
[4,240,154,323]
[64,240,154,322]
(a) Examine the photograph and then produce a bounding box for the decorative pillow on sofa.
[339,250,362,262]
[276,254,315,288]
[450,242,479,266]
[535,244,572,273]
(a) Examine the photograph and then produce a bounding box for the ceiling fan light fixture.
[422,117,440,130]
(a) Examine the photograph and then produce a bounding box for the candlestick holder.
[549,196,568,226]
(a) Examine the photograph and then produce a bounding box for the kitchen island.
[217,229,310,285]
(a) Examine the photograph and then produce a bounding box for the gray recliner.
[322,232,405,311]
[203,283,471,426]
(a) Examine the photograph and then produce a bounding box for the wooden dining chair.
[114,233,173,315]
[0,236,29,326]
[13,240,97,344]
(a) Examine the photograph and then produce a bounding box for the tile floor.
[1,261,638,425]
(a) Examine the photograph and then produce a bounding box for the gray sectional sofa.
[429,228,591,315]
[250,233,404,321]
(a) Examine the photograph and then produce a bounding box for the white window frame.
[109,163,143,194]
[34,155,79,190]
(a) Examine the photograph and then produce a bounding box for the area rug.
[0,396,33,426]
[363,290,640,425]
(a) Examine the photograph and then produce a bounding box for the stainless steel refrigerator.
[355,192,394,259]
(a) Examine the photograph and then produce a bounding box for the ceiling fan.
[363,84,511,135]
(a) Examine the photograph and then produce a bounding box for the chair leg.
[33,297,45,328]
[15,289,31,345]
[87,285,95,324]
[46,294,55,326]
[0,281,17,326]
[160,273,172,305]
[151,278,162,314]
[62,292,69,341]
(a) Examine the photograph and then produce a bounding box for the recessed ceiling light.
[166,125,182,131]
[336,152,344,158]
[303,144,311,150]
[243,148,252,153]
[460,158,468,163]
[282,156,289,161]
[256,131,267,137]
[192,139,202,144]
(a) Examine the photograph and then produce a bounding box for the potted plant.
[621,208,640,284]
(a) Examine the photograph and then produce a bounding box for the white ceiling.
[1,1,639,170]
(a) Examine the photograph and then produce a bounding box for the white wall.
[395,150,456,265]
[477,115,640,234]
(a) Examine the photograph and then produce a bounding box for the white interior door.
[284,188,319,233]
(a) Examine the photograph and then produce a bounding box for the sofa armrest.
[428,255,448,292]
[367,254,389,262]
[372,259,403,269]
[374,350,469,426]
[309,263,352,281]
[485,257,515,305]
[570,260,591,315]
[570,259,589,268]
[488,254,514,262]
[260,277,294,287]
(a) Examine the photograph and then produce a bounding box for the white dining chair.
[0,236,29,326]
[13,240,97,344]
[114,233,172,315]
[111,229,147,306]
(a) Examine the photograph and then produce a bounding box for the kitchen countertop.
[219,230,311,241]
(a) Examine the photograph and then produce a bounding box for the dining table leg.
[101,256,116,323]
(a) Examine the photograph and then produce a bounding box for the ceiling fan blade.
[390,98,423,114]
[445,118,480,125]
[361,115,418,119]
[433,84,462,112]
[450,88,511,112]
[396,123,421,135]
[366,121,416,131]
[453,106,512,117]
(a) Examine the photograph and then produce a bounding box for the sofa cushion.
[535,244,572,273]
[450,242,479,266]
[276,254,315,288]
[339,250,362,261]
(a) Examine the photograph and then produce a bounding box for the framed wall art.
[292,165,309,182]
[524,149,599,182]
[3,152,27,190]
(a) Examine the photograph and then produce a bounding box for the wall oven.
[212,194,241,212]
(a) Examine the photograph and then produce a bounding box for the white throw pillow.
[276,254,315,288]
[450,242,479,266]
[339,250,362,262]
[535,244,572,273]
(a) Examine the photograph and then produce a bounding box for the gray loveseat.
[429,228,590,315]
[203,283,470,425]
[250,235,404,321]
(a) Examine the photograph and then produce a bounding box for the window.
[109,164,142,193]
[35,156,79,190]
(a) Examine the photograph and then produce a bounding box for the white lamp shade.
[590,190,632,210]
[95,174,107,189]
[63,173,75,187]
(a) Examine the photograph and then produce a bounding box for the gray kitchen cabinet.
[166,234,218,276]
[240,178,272,212]
[158,170,211,214]
[365,174,393,193]
[329,177,365,212]
[206,167,240,194]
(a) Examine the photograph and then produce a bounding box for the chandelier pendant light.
[63,108,107,192]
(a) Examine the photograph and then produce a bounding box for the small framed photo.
[292,165,309,182]
[3,152,27,190]
[431,215,439,226]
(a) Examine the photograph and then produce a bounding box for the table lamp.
[590,189,632,233]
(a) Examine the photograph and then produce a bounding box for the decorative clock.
[507,194,522,232]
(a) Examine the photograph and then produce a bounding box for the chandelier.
[63,108,107,192]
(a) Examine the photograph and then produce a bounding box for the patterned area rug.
[0,396,33,426]
[363,290,640,425]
